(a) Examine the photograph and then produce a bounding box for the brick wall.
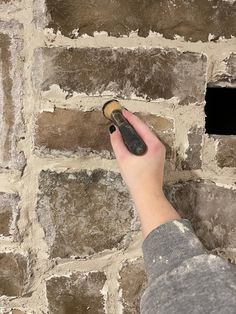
[0,0,235,313]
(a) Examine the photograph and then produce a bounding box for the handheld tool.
[102,100,147,156]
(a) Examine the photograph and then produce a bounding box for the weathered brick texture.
[119,258,147,314]
[0,192,20,236]
[0,21,25,172]
[0,253,28,297]
[181,126,204,170]
[37,169,135,258]
[216,136,236,168]
[34,109,112,157]
[41,0,236,41]
[209,53,236,87]
[46,272,107,313]
[165,181,236,250]
[34,109,175,160]
[0,0,235,312]
[33,48,207,104]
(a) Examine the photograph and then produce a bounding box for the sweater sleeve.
[141,219,236,314]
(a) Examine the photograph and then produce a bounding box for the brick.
[0,192,20,236]
[135,113,174,159]
[164,181,236,251]
[181,126,203,170]
[0,21,25,171]
[46,272,106,314]
[40,0,236,41]
[119,258,147,314]
[209,53,236,87]
[35,109,112,158]
[0,253,28,297]
[33,47,207,105]
[215,136,236,168]
[37,169,135,258]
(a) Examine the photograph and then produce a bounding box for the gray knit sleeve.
[141,219,236,314]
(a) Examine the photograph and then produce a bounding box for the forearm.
[130,188,180,239]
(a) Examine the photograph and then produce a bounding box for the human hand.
[109,109,166,200]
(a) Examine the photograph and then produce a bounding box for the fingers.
[122,109,158,144]
[109,125,131,160]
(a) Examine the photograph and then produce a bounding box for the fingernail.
[109,125,116,134]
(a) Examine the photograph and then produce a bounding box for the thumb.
[109,125,131,160]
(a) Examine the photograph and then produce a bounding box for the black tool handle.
[119,122,147,155]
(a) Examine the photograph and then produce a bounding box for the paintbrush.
[102,100,147,156]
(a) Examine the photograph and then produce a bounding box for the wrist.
[129,184,165,203]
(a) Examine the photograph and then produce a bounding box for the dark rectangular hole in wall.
[205,87,236,135]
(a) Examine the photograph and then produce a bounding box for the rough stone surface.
[37,169,135,258]
[119,258,147,314]
[209,53,236,86]
[0,21,25,172]
[226,53,236,83]
[42,0,236,41]
[216,136,236,168]
[135,113,174,160]
[181,126,203,170]
[35,109,112,157]
[0,192,20,236]
[46,272,106,314]
[164,181,236,251]
[33,47,207,104]
[0,253,28,297]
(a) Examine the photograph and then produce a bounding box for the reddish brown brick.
[33,47,207,105]
[46,272,106,314]
[35,109,112,157]
[0,192,20,236]
[216,136,236,168]
[0,21,25,171]
[37,169,135,258]
[136,113,174,159]
[164,181,236,251]
[119,258,147,314]
[0,253,28,297]
[39,0,236,41]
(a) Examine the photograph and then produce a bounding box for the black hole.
[205,87,236,135]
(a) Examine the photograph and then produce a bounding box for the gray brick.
[216,136,236,168]
[0,192,20,236]
[0,21,25,172]
[46,272,106,314]
[164,181,236,251]
[119,258,147,314]
[41,0,236,42]
[0,253,28,297]
[37,169,135,258]
[33,47,207,104]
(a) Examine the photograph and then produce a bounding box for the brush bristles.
[102,100,122,120]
